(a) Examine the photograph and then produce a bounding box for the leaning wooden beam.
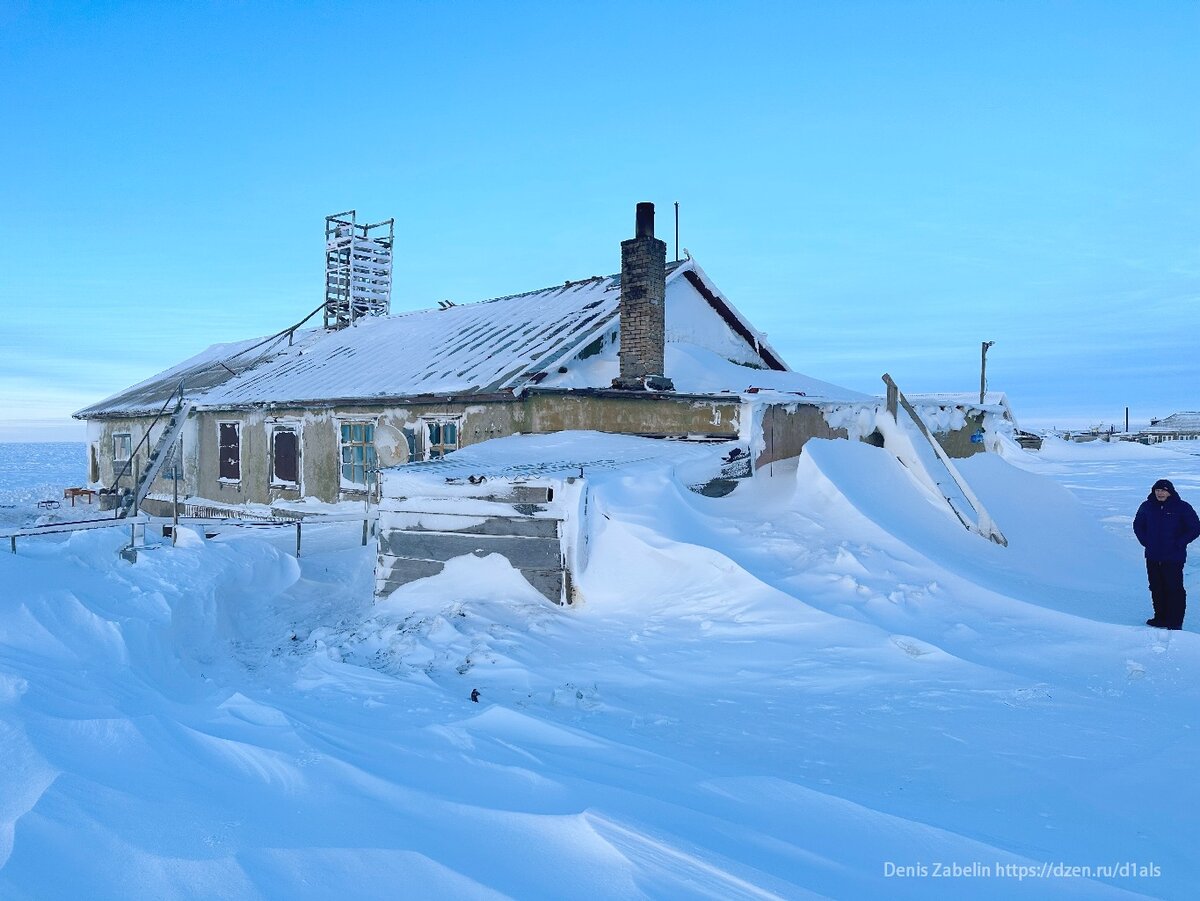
[881,373,1007,547]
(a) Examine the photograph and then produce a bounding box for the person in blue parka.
[1133,479,1200,629]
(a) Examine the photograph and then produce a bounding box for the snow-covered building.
[73,203,995,517]
[72,204,853,513]
[1141,412,1200,443]
[905,392,1017,456]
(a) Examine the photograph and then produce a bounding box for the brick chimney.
[613,202,674,391]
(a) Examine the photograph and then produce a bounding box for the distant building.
[1140,412,1200,443]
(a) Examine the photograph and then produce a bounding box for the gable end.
[682,270,787,371]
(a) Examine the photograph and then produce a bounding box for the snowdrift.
[2,434,1199,899]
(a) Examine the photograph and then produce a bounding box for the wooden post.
[362,518,369,546]
[295,521,302,558]
[9,536,15,554]
[980,341,994,405]
[883,373,899,420]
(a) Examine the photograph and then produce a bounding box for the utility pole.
[980,341,995,405]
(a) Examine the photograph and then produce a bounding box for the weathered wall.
[88,394,997,509]
[525,392,739,438]
[754,404,851,470]
[934,412,987,459]
[118,394,739,507]
[88,401,531,507]
[88,415,167,493]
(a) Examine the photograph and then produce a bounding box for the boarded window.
[272,427,299,485]
[340,422,376,488]
[219,422,241,481]
[425,419,459,460]
[113,433,132,461]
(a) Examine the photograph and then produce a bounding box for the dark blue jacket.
[1134,490,1200,562]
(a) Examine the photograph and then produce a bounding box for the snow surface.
[2,436,1199,898]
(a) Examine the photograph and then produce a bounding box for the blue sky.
[1,0,1196,440]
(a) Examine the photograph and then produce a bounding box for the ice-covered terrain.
[0,443,87,532]
[1,435,1198,899]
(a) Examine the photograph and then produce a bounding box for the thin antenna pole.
[980,340,994,405]
[674,201,680,262]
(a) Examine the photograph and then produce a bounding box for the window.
[218,422,241,482]
[113,433,132,461]
[424,418,459,459]
[271,426,300,486]
[340,422,377,488]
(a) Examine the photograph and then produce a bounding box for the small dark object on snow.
[470,689,480,703]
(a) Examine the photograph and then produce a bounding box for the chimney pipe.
[613,202,674,391]
[635,202,655,239]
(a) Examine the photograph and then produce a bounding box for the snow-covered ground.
[1,435,1198,899]
[0,443,87,532]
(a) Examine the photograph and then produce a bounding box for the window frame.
[338,420,377,491]
[268,422,302,489]
[422,417,461,460]
[113,432,132,462]
[217,420,242,483]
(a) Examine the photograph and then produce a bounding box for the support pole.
[10,536,15,554]
[362,518,369,546]
[674,201,680,262]
[980,341,995,405]
[296,521,302,558]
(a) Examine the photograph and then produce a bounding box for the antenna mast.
[674,201,680,262]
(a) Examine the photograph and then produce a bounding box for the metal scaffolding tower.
[324,211,395,329]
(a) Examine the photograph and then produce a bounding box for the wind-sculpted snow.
[1,434,1199,898]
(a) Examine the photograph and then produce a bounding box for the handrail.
[110,380,185,492]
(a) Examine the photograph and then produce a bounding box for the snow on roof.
[1145,412,1200,433]
[381,432,729,500]
[73,334,303,419]
[533,342,869,402]
[74,258,861,417]
[906,391,1016,426]
[906,392,1008,408]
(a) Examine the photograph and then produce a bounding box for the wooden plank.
[395,485,553,505]
[385,511,560,539]
[379,531,562,569]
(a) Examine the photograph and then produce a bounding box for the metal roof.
[74,259,796,418]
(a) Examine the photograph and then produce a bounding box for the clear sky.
[1,0,1196,441]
